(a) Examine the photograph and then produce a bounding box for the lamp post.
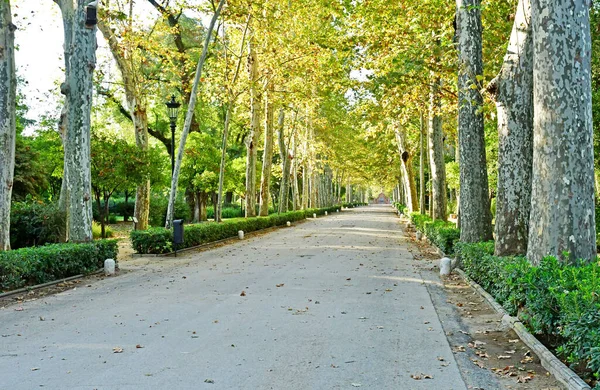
[165,95,181,175]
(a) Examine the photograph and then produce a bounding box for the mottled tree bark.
[394,127,419,212]
[527,0,596,264]
[419,112,426,214]
[491,0,533,256]
[245,39,261,218]
[456,0,493,242]
[259,87,274,216]
[62,1,98,242]
[277,109,290,213]
[0,1,15,251]
[429,74,447,221]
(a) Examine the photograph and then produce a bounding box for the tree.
[527,0,596,264]
[428,72,447,221]
[456,0,492,242]
[0,0,16,250]
[244,37,261,217]
[165,0,225,229]
[55,0,98,242]
[394,125,418,212]
[490,0,533,257]
[91,135,150,238]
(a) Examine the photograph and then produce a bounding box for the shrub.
[410,213,460,255]
[131,207,337,255]
[456,241,600,383]
[0,240,118,292]
[149,193,191,227]
[10,201,66,249]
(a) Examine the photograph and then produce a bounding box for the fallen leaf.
[204,379,215,384]
[351,384,362,387]
[14,307,23,312]
[498,355,512,359]
[31,367,39,371]
[276,284,284,288]
[136,344,144,349]
[346,278,352,281]
[113,347,123,353]
[508,339,519,343]
[240,291,246,297]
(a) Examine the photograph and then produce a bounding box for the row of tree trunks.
[245,39,261,218]
[277,109,290,214]
[259,85,274,216]
[0,0,16,250]
[428,73,447,221]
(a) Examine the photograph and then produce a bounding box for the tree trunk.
[394,127,418,212]
[429,74,447,221]
[64,1,97,242]
[456,0,492,242]
[165,0,224,228]
[259,87,274,216]
[277,109,290,214]
[0,0,15,251]
[419,112,426,214]
[492,0,533,256]
[245,39,261,218]
[199,192,208,222]
[193,191,200,223]
[527,0,596,264]
[216,106,233,222]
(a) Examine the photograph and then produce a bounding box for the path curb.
[0,270,103,300]
[455,268,591,390]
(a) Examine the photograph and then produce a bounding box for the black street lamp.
[165,95,181,175]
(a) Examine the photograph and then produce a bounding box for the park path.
[0,205,467,390]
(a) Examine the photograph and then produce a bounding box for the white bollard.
[313,213,317,219]
[440,257,452,276]
[325,211,328,216]
[104,259,116,276]
[286,221,291,227]
[415,231,423,241]
[336,209,339,213]
[238,230,244,240]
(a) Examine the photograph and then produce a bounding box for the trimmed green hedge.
[0,240,119,292]
[456,241,600,384]
[343,202,367,208]
[131,207,341,255]
[410,213,460,255]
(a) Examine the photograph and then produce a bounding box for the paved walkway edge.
[455,268,591,390]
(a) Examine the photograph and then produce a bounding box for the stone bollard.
[415,231,423,241]
[238,230,244,240]
[440,257,452,276]
[336,209,339,213]
[313,213,317,219]
[104,259,116,276]
[286,221,291,227]
[325,211,328,216]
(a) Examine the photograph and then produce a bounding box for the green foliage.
[410,213,460,255]
[10,201,66,249]
[131,207,340,254]
[92,221,114,239]
[0,240,118,292]
[456,242,600,382]
[149,192,192,227]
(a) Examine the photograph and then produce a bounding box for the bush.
[206,207,243,220]
[0,240,118,292]
[149,193,191,227]
[10,201,66,249]
[456,241,600,383]
[131,207,339,255]
[410,213,460,255]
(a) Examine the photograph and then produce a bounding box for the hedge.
[0,240,118,292]
[131,206,342,255]
[455,241,600,385]
[409,213,460,255]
